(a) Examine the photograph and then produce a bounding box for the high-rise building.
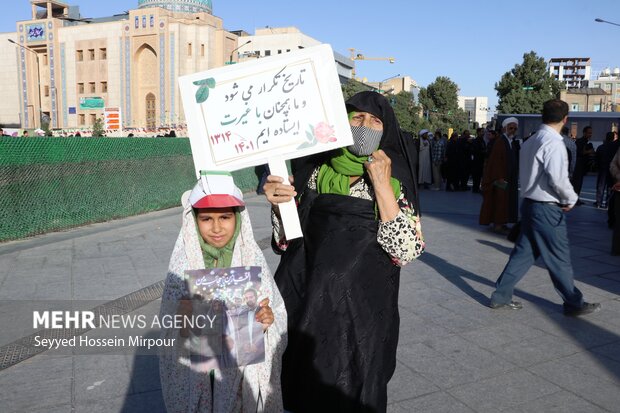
[457,96,489,126]
[548,57,591,89]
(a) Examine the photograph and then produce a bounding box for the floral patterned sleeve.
[271,169,425,263]
[377,187,424,267]
[271,208,289,253]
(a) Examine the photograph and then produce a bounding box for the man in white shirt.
[490,99,601,317]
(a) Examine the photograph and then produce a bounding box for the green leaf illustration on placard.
[299,124,317,149]
[296,140,316,150]
[193,77,216,103]
[195,86,210,104]
[193,78,215,87]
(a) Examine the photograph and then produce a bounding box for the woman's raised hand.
[364,150,392,192]
[263,175,296,207]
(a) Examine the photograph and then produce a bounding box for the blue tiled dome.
[138,0,213,14]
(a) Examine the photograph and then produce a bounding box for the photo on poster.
[185,266,265,367]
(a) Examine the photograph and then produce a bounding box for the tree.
[418,76,468,132]
[341,78,373,100]
[390,91,427,133]
[495,51,564,114]
[92,117,105,137]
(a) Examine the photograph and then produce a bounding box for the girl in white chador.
[159,171,287,412]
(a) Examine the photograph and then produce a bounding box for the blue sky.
[2,0,619,112]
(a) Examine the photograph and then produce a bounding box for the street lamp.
[378,73,400,94]
[595,18,620,27]
[229,39,252,64]
[8,39,43,128]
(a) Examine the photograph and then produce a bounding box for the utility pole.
[228,39,252,64]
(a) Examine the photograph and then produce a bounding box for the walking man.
[490,99,601,316]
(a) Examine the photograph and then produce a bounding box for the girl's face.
[195,207,236,248]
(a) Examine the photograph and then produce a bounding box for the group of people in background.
[415,126,497,193]
[408,112,620,257]
[0,126,185,138]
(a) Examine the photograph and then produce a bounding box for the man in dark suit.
[571,126,595,205]
[471,128,487,193]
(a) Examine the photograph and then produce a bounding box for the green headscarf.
[316,147,400,198]
[193,209,241,268]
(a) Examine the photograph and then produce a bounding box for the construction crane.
[349,48,395,79]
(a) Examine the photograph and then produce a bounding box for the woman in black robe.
[263,91,424,412]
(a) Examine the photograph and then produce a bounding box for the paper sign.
[178,44,353,173]
[179,44,353,240]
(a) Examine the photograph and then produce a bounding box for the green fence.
[0,137,263,242]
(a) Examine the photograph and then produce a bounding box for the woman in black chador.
[263,91,424,412]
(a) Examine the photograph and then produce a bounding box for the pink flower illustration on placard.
[297,122,337,150]
[314,122,336,143]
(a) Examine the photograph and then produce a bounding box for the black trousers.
[613,192,620,255]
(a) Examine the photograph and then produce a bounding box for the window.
[264,50,271,56]
[278,49,282,54]
[89,82,96,93]
[89,114,96,125]
[100,48,107,60]
[101,81,107,93]
[286,49,290,52]
[88,49,95,60]
[571,103,580,111]
[76,50,83,61]
[79,114,85,125]
[43,54,48,66]
[44,85,49,97]
[78,83,84,94]
[201,44,205,57]
[187,43,192,57]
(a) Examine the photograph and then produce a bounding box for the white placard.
[179,44,353,240]
[178,44,353,173]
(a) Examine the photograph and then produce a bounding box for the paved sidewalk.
[1,176,619,412]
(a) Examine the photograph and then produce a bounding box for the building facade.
[591,67,620,111]
[232,27,354,81]
[1,2,377,131]
[3,0,237,130]
[548,57,591,89]
[559,87,611,113]
[457,96,489,126]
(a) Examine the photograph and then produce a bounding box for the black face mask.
[348,125,383,156]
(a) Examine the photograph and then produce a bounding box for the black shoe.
[490,300,523,310]
[563,302,601,317]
